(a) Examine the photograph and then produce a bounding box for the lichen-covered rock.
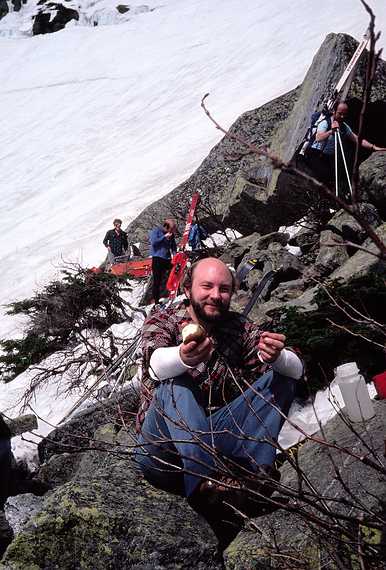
[359,153,386,218]
[126,87,300,247]
[4,495,45,537]
[330,222,386,282]
[38,383,139,463]
[1,425,223,569]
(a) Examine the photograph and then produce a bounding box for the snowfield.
[0,0,385,338]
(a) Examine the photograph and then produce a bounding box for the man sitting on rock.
[135,257,303,519]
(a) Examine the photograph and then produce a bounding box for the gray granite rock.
[224,400,386,569]
[329,222,386,282]
[1,424,223,569]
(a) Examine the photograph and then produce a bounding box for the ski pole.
[334,129,339,198]
[336,129,353,198]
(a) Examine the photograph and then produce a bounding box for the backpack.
[297,111,332,158]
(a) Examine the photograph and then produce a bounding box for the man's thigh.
[210,371,295,447]
[135,404,184,495]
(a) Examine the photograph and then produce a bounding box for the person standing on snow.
[103,219,129,264]
[149,219,177,304]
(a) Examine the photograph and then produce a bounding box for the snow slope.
[0,0,385,339]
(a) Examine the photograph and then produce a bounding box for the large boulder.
[32,1,79,35]
[224,400,386,569]
[329,222,386,282]
[1,424,223,569]
[126,33,386,246]
[359,152,386,218]
[126,87,300,247]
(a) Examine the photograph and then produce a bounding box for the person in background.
[0,416,12,557]
[103,219,129,264]
[188,219,208,250]
[308,101,386,190]
[149,218,177,304]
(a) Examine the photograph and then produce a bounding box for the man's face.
[186,260,233,323]
[114,222,121,230]
[334,103,348,124]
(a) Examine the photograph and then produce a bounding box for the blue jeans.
[135,371,295,497]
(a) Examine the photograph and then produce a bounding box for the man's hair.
[113,218,122,225]
[183,259,236,293]
[333,99,348,112]
[163,218,177,231]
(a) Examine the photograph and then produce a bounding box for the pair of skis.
[166,192,200,299]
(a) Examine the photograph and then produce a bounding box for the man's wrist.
[178,346,197,369]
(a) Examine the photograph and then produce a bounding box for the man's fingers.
[181,338,213,357]
[259,339,284,352]
[259,350,272,361]
[263,339,284,349]
[261,331,286,342]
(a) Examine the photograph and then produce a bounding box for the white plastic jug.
[334,362,374,422]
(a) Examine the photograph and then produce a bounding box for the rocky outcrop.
[127,33,386,250]
[0,0,8,20]
[2,414,223,569]
[126,87,300,246]
[224,400,386,569]
[32,1,79,36]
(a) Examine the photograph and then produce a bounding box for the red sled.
[111,258,152,278]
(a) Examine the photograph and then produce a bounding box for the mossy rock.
[2,425,222,569]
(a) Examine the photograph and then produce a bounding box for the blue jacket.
[149,227,177,259]
[188,224,208,249]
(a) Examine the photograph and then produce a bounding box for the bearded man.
[135,257,303,515]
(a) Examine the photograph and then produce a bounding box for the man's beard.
[190,294,230,323]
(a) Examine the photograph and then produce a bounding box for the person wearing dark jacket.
[0,416,12,557]
[149,219,177,304]
[103,219,129,263]
[0,416,11,507]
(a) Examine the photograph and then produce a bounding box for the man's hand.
[258,331,286,363]
[180,337,213,367]
[331,120,340,131]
